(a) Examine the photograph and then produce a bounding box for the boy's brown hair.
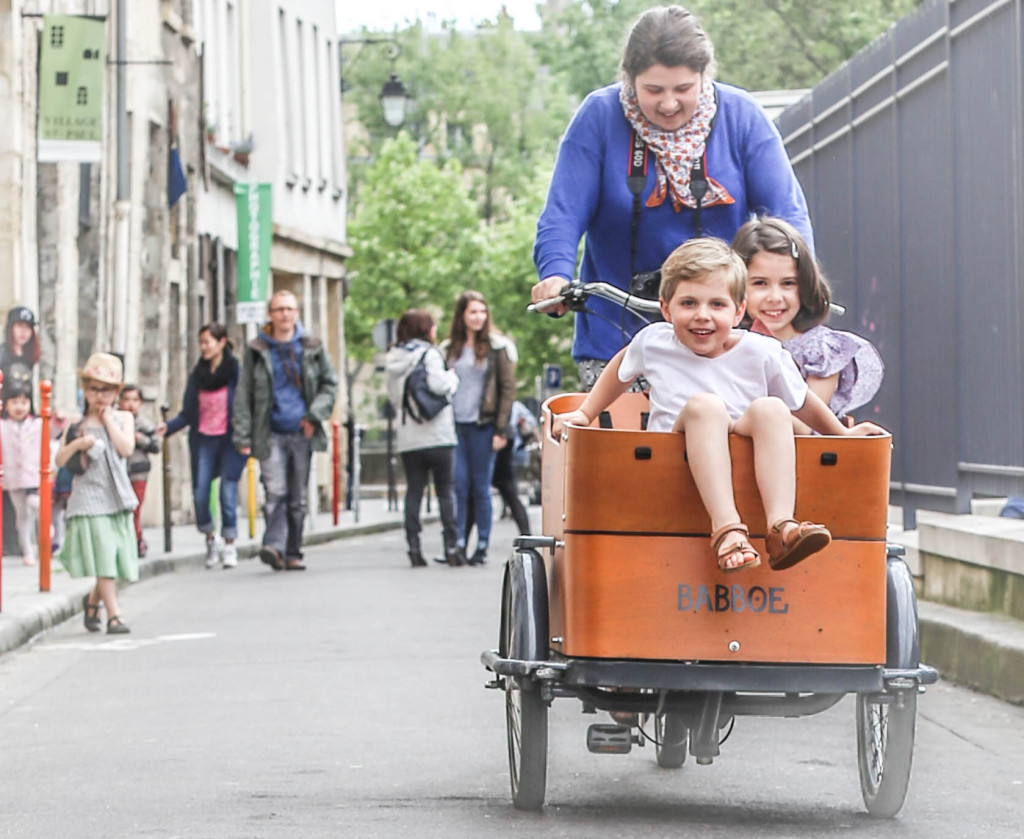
[659,237,747,306]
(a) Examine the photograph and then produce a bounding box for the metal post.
[38,381,53,592]
[332,420,340,525]
[385,402,397,512]
[352,423,362,523]
[111,0,131,356]
[160,404,172,552]
[0,370,4,611]
[247,458,257,539]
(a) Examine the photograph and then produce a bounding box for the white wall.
[196,0,347,254]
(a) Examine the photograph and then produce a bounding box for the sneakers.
[204,536,221,568]
[222,544,238,568]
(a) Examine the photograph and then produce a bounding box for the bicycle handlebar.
[528,282,662,316]
[529,281,847,317]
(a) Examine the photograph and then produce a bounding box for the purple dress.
[783,325,884,417]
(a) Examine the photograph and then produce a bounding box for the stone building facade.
[0,0,351,529]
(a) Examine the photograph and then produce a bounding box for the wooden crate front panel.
[561,425,891,540]
[554,534,886,664]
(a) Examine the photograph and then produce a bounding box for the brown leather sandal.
[766,519,832,571]
[711,523,761,573]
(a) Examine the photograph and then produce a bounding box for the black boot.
[407,533,426,568]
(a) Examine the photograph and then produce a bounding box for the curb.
[0,517,410,658]
[919,601,1024,706]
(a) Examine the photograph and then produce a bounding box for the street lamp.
[340,36,410,129]
[379,72,409,128]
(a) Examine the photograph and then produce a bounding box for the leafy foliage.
[474,170,577,396]
[344,133,482,364]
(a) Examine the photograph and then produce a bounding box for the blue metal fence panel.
[950,4,1023,480]
[778,0,1024,525]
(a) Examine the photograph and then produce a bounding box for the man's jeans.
[261,431,312,559]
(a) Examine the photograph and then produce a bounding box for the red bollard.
[38,381,53,592]
[0,370,4,611]
[332,420,340,525]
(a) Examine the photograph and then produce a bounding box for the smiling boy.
[554,238,885,573]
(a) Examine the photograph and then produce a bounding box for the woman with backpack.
[385,309,460,567]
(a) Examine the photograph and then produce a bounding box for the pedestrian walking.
[233,291,338,572]
[439,291,516,566]
[55,353,138,634]
[157,323,248,568]
[385,309,460,567]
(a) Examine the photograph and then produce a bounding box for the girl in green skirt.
[56,353,139,634]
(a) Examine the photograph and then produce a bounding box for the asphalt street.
[0,515,1022,838]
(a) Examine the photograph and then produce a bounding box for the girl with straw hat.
[55,353,139,634]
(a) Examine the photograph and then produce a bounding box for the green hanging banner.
[235,182,273,324]
[38,15,105,162]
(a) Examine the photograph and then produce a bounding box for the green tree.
[537,0,924,94]
[344,133,482,408]
[476,169,577,397]
[342,15,571,221]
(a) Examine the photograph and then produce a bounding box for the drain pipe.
[111,0,130,357]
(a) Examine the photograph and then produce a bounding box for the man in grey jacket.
[234,290,338,571]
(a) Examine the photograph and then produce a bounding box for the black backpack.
[402,349,449,424]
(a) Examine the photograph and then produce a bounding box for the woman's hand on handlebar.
[531,276,571,315]
[551,409,591,437]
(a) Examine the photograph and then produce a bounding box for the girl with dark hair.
[1,307,42,557]
[732,217,884,425]
[531,5,813,389]
[0,306,41,381]
[385,309,460,567]
[157,323,247,568]
[440,291,517,566]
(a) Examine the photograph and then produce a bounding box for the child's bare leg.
[732,397,796,525]
[674,395,758,570]
[673,394,738,527]
[96,577,120,620]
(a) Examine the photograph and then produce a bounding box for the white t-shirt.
[619,323,809,432]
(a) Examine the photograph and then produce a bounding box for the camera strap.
[626,130,648,281]
[626,86,720,268]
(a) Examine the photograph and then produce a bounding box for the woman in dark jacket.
[439,291,517,566]
[157,323,247,568]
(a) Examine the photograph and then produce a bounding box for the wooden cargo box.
[540,393,891,665]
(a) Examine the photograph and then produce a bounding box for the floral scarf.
[619,80,734,212]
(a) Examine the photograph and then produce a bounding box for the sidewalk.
[0,499,412,656]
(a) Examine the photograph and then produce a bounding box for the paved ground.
[2,499,1023,709]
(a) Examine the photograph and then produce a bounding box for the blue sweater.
[534,82,813,363]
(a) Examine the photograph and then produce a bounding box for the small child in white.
[0,379,42,565]
[554,238,885,573]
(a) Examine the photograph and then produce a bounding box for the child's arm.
[104,408,136,457]
[552,349,633,436]
[793,390,886,436]
[55,426,95,468]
